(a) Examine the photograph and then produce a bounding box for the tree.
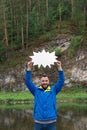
[0,0,86,62]
[26,0,29,48]
[2,0,9,58]
[46,0,48,17]
[71,0,74,20]
[36,0,40,25]
[21,0,25,49]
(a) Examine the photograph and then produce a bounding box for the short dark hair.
[41,74,48,78]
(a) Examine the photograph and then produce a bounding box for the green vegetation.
[0,102,87,113]
[58,86,87,101]
[0,104,33,110]
[0,87,86,111]
[55,48,62,57]
[0,86,87,104]
[0,91,33,101]
[68,35,83,58]
[48,46,62,57]
[45,30,58,41]
[58,102,87,113]
[57,92,87,101]
[0,0,87,62]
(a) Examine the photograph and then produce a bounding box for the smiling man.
[25,60,64,130]
[40,75,49,89]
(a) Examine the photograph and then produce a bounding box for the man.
[25,60,64,130]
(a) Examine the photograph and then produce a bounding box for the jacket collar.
[38,85,51,92]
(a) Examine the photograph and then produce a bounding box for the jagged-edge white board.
[30,50,57,68]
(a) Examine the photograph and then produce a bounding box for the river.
[0,102,87,130]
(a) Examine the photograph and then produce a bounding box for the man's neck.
[42,85,49,90]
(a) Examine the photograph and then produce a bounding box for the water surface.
[0,103,87,130]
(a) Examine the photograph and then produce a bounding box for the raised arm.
[25,61,36,96]
[53,60,65,94]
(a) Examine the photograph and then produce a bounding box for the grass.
[0,104,33,110]
[57,92,87,101]
[0,91,34,101]
[0,86,87,103]
[0,102,87,113]
[0,86,87,111]
[57,86,87,101]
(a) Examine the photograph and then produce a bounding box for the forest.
[0,0,87,62]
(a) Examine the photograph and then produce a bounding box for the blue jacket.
[25,70,64,121]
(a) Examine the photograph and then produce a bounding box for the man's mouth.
[42,84,48,87]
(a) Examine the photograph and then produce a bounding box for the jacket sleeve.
[53,70,64,94]
[25,70,36,96]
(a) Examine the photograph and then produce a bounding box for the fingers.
[55,60,62,70]
[27,60,34,70]
[28,61,33,66]
[55,60,61,65]
[56,60,61,65]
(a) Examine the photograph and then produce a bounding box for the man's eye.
[42,80,48,82]
[45,80,48,82]
[42,80,45,82]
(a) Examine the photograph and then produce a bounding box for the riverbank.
[0,86,87,104]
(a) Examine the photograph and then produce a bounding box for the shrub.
[55,48,62,57]
[68,35,83,58]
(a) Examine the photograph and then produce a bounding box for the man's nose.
[43,81,47,84]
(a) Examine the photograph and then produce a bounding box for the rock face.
[0,67,27,92]
[62,40,87,87]
[64,52,87,87]
[0,34,87,91]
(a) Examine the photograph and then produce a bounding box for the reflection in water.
[0,104,87,130]
[0,109,33,130]
[57,110,87,130]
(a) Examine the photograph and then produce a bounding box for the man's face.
[41,76,49,89]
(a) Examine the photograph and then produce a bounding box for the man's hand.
[56,60,63,70]
[27,61,34,70]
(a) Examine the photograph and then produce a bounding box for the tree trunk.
[84,7,86,37]
[46,0,48,17]
[29,0,31,11]
[83,0,87,36]
[36,0,40,25]
[59,1,62,32]
[8,0,13,48]
[20,0,24,50]
[2,1,9,58]
[26,0,29,48]
[21,26,24,50]
[12,1,19,42]
[71,0,74,20]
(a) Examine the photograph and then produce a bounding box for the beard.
[41,84,49,90]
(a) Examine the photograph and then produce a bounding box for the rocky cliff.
[0,34,87,91]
